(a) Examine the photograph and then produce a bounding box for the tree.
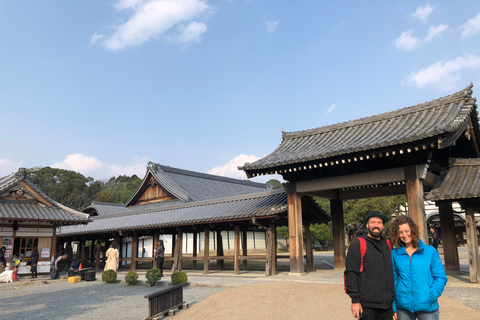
[266,179,283,189]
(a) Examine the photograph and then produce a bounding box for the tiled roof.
[83,202,132,216]
[59,189,290,236]
[240,84,478,175]
[125,162,268,206]
[426,158,480,201]
[0,168,90,223]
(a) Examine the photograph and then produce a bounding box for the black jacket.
[344,234,395,309]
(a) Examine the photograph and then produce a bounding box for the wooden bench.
[144,284,187,319]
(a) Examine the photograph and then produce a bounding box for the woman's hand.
[393,312,397,320]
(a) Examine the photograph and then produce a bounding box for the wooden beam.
[80,239,86,268]
[234,225,240,274]
[192,231,198,270]
[338,185,406,200]
[96,237,102,273]
[216,231,224,270]
[465,206,480,282]
[331,198,346,268]
[242,230,247,270]
[438,202,460,272]
[172,230,183,272]
[203,227,210,274]
[405,165,428,243]
[266,224,275,276]
[131,234,138,272]
[297,167,406,194]
[305,224,315,272]
[286,182,304,274]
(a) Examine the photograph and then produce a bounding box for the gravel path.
[0,279,226,320]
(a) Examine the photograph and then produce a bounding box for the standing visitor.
[389,215,447,320]
[344,211,395,320]
[30,247,39,279]
[155,240,165,276]
[429,227,440,251]
[0,246,6,268]
[104,243,119,271]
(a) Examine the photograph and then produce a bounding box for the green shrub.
[125,271,139,285]
[171,271,188,285]
[145,268,162,286]
[102,269,117,283]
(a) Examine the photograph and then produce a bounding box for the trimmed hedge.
[171,271,187,285]
[125,271,139,285]
[102,269,117,283]
[145,268,162,286]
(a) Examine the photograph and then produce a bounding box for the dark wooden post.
[305,224,315,272]
[89,239,95,267]
[52,227,57,260]
[216,231,224,270]
[234,225,240,274]
[203,227,210,274]
[172,230,183,272]
[96,237,102,272]
[153,231,159,267]
[438,202,459,272]
[80,239,86,268]
[331,198,346,269]
[242,230,248,270]
[131,234,138,272]
[286,182,304,274]
[465,206,480,282]
[192,231,198,270]
[266,223,276,276]
[405,165,428,243]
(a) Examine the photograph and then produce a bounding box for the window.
[13,237,38,259]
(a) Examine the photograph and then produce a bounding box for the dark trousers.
[156,257,164,274]
[362,307,393,320]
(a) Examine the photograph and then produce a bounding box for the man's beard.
[368,227,383,238]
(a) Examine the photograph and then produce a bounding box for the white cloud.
[102,0,212,51]
[410,4,434,21]
[395,31,421,50]
[424,24,448,42]
[401,54,480,90]
[460,13,480,39]
[51,153,149,180]
[208,154,284,184]
[266,21,279,33]
[0,158,23,177]
[326,103,337,114]
[177,21,207,43]
[90,32,105,45]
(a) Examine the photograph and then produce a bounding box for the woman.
[389,216,447,320]
[155,240,165,276]
[104,243,119,271]
[0,246,6,268]
[30,247,39,278]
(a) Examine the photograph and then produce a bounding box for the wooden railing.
[144,284,187,319]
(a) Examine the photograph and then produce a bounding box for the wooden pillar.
[305,224,315,272]
[234,225,240,274]
[52,227,57,261]
[438,202,459,272]
[117,236,123,269]
[89,239,95,267]
[172,230,183,272]
[331,198,346,269]
[405,165,428,243]
[286,182,304,274]
[171,232,176,255]
[96,237,102,272]
[80,239,86,267]
[153,231,159,267]
[216,231,224,270]
[242,230,248,270]
[203,227,210,274]
[266,223,276,276]
[192,231,198,270]
[130,234,138,272]
[465,206,480,283]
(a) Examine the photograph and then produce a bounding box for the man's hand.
[351,303,363,319]
[393,312,397,320]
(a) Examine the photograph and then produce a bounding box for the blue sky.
[1,1,480,183]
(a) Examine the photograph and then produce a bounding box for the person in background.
[30,247,39,279]
[104,243,119,271]
[0,246,6,268]
[155,240,165,276]
[429,227,440,251]
[51,253,68,279]
[12,253,21,271]
[390,215,447,320]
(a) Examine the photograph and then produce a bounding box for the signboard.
[41,248,50,258]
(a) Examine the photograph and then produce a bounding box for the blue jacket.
[391,239,447,313]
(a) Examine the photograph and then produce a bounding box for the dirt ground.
[174,282,480,320]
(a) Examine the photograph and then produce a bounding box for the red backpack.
[344,238,392,292]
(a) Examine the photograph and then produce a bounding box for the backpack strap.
[358,238,367,272]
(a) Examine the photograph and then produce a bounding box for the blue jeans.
[397,308,439,320]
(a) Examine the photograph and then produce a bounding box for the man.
[51,253,68,279]
[430,227,440,250]
[344,211,395,320]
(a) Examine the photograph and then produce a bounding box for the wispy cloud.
[401,54,480,91]
[266,21,279,33]
[326,103,337,114]
[0,158,23,177]
[460,13,480,39]
[101,0,212,51]
[51,153,149,180]
[410,4,434,21]
[90,32,105,45]
[424,24,448,42]
[395,31,421,50]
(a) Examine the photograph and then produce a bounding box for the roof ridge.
[283,83,474,140]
